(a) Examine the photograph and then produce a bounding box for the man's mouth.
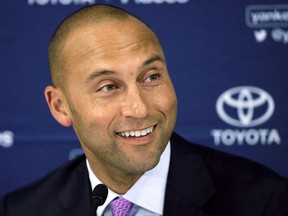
[117,126,155,138]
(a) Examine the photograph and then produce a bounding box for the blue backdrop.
[1,0,288,197]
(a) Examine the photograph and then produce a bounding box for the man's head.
[45,4,177,193]
[48,4,134,90]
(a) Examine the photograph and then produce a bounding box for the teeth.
[135,131,141,137]
[119,126,154,138]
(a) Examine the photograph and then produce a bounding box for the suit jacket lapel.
[57,156,93,216]
[52,133,216,216]
[164,133,216,216]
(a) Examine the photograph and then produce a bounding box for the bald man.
[1,4,288,216]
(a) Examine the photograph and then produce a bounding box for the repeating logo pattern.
[216,86,274,127]
[27,0,189,5]
[246,4,288,44]
[211,86,281,146]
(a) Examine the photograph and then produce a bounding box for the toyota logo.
[216,86,275,127]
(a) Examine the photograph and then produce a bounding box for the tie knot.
[111,197,133,216]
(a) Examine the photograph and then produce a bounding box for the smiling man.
[45,9,177,196]
[1,4,288,216]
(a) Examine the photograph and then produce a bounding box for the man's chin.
[126,155,161,175]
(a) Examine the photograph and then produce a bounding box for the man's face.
[61,20,177,178]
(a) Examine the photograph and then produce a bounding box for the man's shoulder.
[0,155,88,215]
[168,132,288,215]
[170,132,286,182]
[9,154,86,195]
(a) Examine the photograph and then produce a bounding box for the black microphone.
[91,184,108,216]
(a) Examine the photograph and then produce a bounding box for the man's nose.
[121,86,149,119]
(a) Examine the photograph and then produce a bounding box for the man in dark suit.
[1,4,288,216]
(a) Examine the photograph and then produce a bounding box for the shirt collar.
[86,142,171,216]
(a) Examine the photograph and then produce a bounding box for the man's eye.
[99,84,116,92]
[145,74,160,83]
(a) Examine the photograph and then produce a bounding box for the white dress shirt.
[86,142,171,216]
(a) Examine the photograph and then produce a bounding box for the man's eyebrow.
[85,70,116,85]
[142,55,165,67]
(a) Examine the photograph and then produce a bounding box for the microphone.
[91,184,108,216]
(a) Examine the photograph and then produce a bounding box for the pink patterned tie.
[111,197,133,216]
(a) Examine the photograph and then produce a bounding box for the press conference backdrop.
[1,1,288,197]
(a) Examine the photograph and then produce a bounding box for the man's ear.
[44,86,72,127]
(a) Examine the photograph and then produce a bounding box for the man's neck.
[86,157,143,194]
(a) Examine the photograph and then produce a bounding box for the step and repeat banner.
[1,1,288,196]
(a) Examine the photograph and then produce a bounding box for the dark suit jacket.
[1,133,288,216]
